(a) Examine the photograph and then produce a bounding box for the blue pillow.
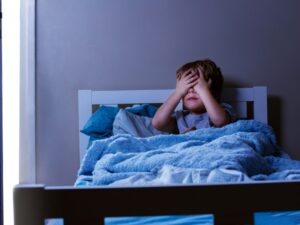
[80,104,158,139]
[80,105,120,138]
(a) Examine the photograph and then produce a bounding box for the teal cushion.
[80,105,120,138]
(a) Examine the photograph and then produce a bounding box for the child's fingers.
[188,80,198,88]
[182,69,196,78]
[198,72,205,80]
[197,68,203,76]
[178,74,195,83]
[186,74,199,83]
[197,68,208,81]
[181,70,191,79]
[184,71,199,81]
[199,73,209,83]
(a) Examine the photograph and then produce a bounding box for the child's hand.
[175,69,198,97]
[194,68,212,93]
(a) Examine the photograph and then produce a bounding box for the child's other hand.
[176,69,198,97]
[194,68,212,93]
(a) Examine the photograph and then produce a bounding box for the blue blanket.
[75,120,300,186]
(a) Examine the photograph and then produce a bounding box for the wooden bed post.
[14,185,45,225]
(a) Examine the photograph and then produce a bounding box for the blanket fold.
[75,120,300,186]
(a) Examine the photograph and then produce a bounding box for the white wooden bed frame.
[14,86,300,225]
[78,87,267,163]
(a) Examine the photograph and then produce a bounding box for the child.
[152,59,236,134]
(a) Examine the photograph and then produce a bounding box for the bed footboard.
[14,181,300,225]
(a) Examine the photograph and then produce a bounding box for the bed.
[14,86,300,225]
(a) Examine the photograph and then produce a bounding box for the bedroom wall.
[36,0,300,185]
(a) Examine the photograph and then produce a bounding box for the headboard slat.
[91,89,174,105]
[253,86,268,124]
[78,90,92,161]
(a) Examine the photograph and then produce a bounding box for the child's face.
[183,87,206,114]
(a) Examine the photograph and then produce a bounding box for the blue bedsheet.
[75,120,300,186]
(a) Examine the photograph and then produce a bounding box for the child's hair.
[176,59,224,101]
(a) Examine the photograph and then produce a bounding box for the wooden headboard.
[78,86,267,163]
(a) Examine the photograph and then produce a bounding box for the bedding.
[80,105,119,138]
[81,104,159,147]
[81,104,158,137]
[75,120,300,187]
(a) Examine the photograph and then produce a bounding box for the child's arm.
[152,69,198,132]
[194,69,230,127]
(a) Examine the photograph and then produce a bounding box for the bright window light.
[2,0,21,224]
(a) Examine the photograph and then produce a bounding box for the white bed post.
[20,0,36,184]
[253,86,268,124]
[78,90,92,163]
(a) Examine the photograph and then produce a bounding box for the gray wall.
[36,0,300,185]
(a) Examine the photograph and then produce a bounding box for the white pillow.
[113,109,168,137]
